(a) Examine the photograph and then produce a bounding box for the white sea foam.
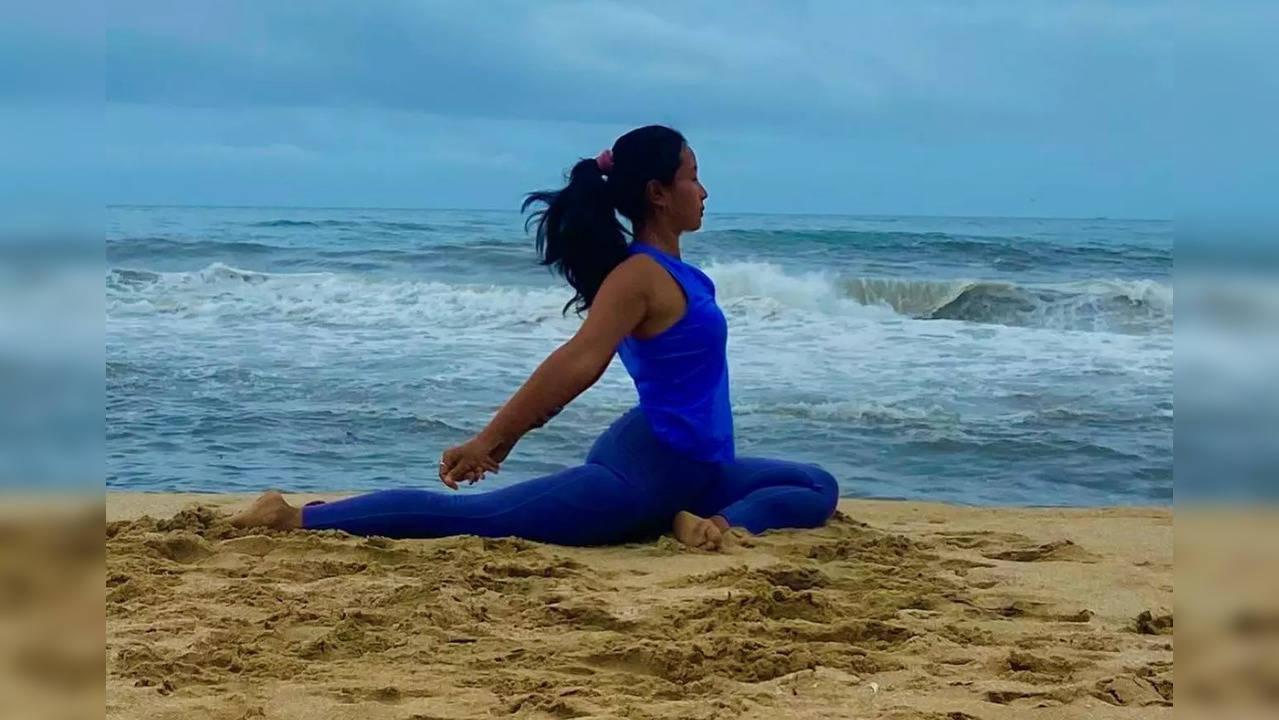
[108,261,1172,334]
[105,262,1171,424]
[107,263,578,332]
[705,261,896,318]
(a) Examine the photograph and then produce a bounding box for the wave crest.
[843,276,1171,333]
[707,262,1170,333]
[107,262,1172,335]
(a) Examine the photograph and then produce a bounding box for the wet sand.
[106,492,1172,719]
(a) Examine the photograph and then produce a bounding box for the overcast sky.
[45,1,1256,217]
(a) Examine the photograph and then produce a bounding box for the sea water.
[107,207,1171,505]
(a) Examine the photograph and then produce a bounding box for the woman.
[231,125,838,550]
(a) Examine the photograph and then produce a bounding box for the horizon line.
[105,204,1171,223]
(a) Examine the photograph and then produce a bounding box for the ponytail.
[523,125,686,315]
[522,159,627,316]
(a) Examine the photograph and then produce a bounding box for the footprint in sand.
[144,532,214,564]
[982,539,1099,564]
[219,534,278,557]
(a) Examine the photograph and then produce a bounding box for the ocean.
[106,206,1172,505]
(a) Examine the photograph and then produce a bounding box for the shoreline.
[106,492,1173,718]
[104,490,1170,522]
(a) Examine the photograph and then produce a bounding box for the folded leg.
[692,457,839,534]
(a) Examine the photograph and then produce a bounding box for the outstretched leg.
[273,461,664,545]
[232,407,718,546]
[691,457,839,535]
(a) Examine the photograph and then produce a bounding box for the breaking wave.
[107,261,1172,334]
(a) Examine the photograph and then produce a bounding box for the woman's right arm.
[478,258,652,450]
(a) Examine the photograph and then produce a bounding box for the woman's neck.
[635,224,681,259]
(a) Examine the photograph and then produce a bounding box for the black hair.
[522,125,686,315]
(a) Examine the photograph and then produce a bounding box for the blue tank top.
[616,241,735,463]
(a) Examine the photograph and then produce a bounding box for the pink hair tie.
[595,149,614,174]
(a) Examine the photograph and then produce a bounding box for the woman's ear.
[645,179,665,210]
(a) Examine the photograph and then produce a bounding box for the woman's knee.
[806,463,839,516]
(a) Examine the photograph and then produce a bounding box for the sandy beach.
[105,493,1172,719]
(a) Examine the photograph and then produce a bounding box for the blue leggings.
[302,407,839,545]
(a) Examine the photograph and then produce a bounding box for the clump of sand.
[106,494,1172,719]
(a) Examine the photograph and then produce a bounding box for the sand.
[105,492,1172,719]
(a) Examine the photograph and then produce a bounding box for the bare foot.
[672,511,728,551]
[229,490,303,531]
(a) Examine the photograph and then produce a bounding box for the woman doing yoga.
[231,125,838,550]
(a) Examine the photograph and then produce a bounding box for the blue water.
[106,206,1172,505]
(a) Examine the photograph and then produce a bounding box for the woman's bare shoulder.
[600,253,661,294]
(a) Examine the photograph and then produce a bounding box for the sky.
[9,1,1275,219]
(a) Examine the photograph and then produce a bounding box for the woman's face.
[653,145,708,232]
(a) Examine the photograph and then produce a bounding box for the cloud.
[105,1,1175,141]
[86,0,1278,215]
